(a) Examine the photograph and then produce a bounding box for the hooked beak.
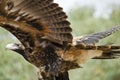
[6,43,17,50]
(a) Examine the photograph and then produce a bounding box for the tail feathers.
[74,43,120,51]
[93,50,120,59]
[74,44,120,59]
[64,44,120,67]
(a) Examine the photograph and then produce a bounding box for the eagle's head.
[6,43,28,61]
[6,43,24,52]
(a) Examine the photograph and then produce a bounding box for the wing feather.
[74,25,120,45]
[2,0,72,45]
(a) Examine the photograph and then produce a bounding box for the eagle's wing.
[63,26,120,65]
[73,25,120,45]
[0,0,72,47]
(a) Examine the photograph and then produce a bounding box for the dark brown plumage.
[0,0,120,80]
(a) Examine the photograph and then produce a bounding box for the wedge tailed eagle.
[0,0,120,80]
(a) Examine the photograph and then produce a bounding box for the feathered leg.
[37,71,54,80]
[37,71,70,80]
[55,71,69,80]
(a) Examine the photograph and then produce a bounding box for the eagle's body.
[0,0,120,80]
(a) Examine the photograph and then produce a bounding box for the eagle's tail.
[74,44,120,59]
[70,25,120,60]
[93,49,120,59]
[63,44,120,66]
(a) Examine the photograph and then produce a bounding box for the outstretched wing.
[0,0,72,47]
[73,25,120,45]
[63,26,120,66]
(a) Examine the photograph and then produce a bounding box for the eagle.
[0,0,120,80]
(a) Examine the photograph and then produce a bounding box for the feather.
[74,25,120,45]
[8,0,73,44]
[1,1,120,80]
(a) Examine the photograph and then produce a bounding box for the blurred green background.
[0,5,120,80]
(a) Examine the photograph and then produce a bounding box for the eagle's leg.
[37,71,43,80]
[55,71,70,80]
[37,71,70,80]
[37,71,54,80]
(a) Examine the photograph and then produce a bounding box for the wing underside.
[0,0,73,46]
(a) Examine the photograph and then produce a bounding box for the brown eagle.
[0,0,120,80]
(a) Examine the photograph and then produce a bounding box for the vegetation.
[0,6,120,80]
[68,7,120,80]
